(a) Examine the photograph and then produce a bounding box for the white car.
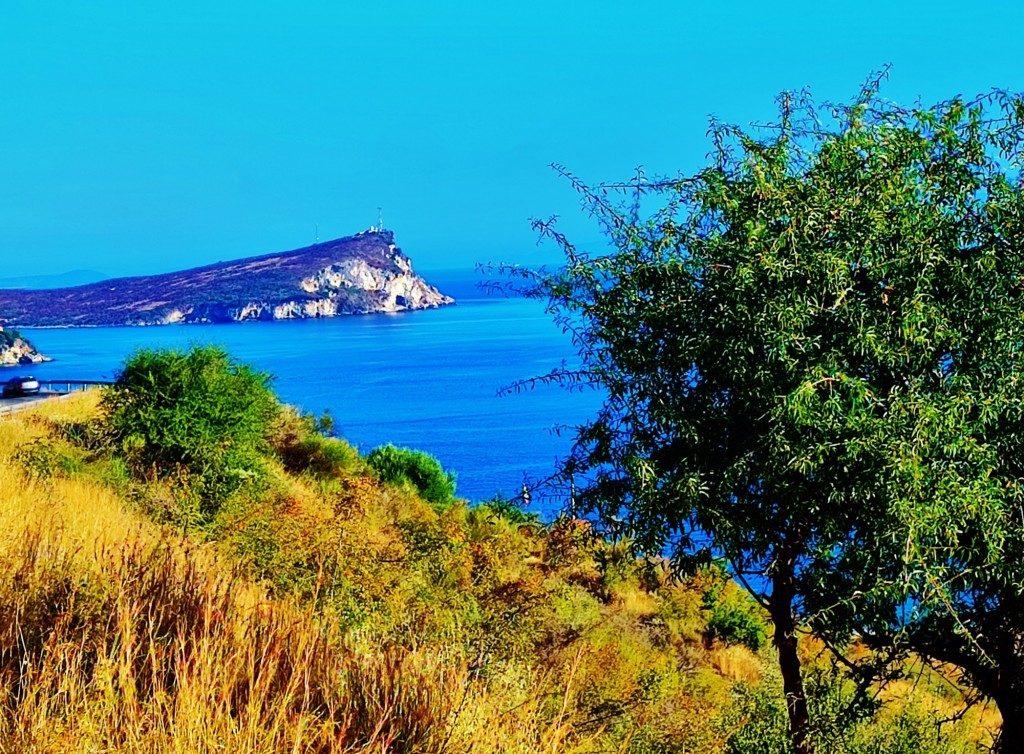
[2,376,40,397]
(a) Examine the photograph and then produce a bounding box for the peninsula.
[0,326,50,366]
[0,229,454,327]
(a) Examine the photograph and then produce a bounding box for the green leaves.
[102,345,280,516]
[366,444,457,510]
[528,80,1024,738]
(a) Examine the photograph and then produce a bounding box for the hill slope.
[0,229,453,327]
[0,387,997,753]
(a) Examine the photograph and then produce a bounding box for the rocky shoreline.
[0,229,454,328]
[0,327,50,366]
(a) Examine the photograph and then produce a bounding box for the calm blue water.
[15,294,603,515]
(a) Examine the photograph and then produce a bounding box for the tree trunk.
[994,690,1024,753]
[913,636,1024,754]
[770,560,812,754]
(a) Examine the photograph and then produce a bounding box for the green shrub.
[803,666,979,754]
[707,601,767,652]
[14,439,87,479]
[279,432,363,479]
[366,444,457,509]
[86,455,133,492]
[101,345,279,516]
[724,681,790,754]
[50,418,110,452]
[595,539,639,595]
[702,570,768,652]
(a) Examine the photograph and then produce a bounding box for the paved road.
[0,392,72,417]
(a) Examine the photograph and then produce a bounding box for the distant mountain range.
[0,270,110,290]
[0,230,454,327]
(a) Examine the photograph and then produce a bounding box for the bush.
[101,345,279,515]
[272,408,364,480]
[366,444,457,509]
[724,681,790,754]
[702,571,768,652]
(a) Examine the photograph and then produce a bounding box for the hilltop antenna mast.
[315,223,319,244]
[378,206,383,231]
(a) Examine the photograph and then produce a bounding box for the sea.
[13,272,604,518]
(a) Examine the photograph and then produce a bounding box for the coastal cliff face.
[0,327,50,366]
[0,229,454,327]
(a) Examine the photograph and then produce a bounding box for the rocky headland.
[0,229,454,327]
[0,327,50,366]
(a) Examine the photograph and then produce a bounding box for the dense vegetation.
[0,328,21,348]
[0,349,995,752]
[4,78,1022,752]
[510,76,1024,752]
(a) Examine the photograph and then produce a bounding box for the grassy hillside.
[0,389,999,753]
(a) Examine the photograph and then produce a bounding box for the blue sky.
[1,1,1022,278]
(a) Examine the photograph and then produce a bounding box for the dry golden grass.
[612,586,659,620]
[877,672,1000,750]
[0,394,1000,753]
[0,476,573,752]
[0,398,587,754]
[709,645,763,686]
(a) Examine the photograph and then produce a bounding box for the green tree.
[102,345,279,515]
[516,74,1024,753]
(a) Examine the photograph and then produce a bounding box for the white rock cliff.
[0,229,455,328]
[0,327,50,366]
